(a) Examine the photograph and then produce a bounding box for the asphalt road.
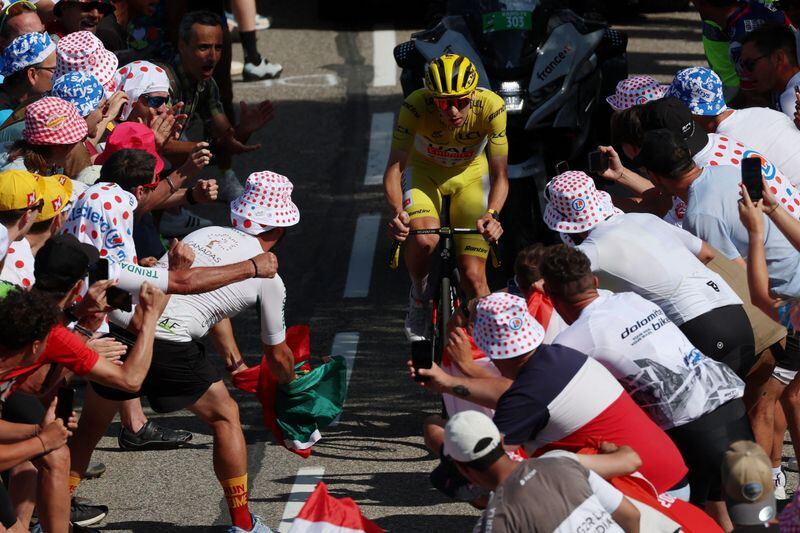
[69,4,797,532]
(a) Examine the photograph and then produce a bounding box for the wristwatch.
[487,208,500,221]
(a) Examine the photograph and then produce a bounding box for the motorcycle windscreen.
[478,1,541,79]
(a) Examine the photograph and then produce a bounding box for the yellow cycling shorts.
[401,164,490,259]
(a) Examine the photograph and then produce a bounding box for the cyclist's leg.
[451,173,490,298]
[403,166,441,299]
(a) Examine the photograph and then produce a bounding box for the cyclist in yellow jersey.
[383,53,508,341]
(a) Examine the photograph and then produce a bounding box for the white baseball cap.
[444,411,502,464]
[473,292,545,360]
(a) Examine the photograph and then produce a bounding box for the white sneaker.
[227,514,274,533]
[254,14,272,30]
[775,469,789,500]
[231,60,244,77]
[159,209,212,237]
[243,59,283,81]
[218,169,246,204]
[405,290,430,342]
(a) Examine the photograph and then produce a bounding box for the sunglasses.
[141,95,170,109]
[740,54,768,73]
[433,96,471,111]
[0,1,36,31]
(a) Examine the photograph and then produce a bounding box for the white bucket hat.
[543,171,622,234]
[606,75,668,111]
[230,171,300,236]
[473,293,544,360]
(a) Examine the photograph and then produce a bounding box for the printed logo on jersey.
[508,317,523,331]
[104,228,125,249]
[571,198,586,212]
[621,307,670,342]
[742,150,776,181]
[683,348,702,369]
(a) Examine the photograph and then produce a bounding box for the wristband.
[767,204,779,215]
[487,209,499,221]
[186,187,197,205]
[33,424,40,437]
[165,176,177,193]
[226,359,245,373]
[249,258,259,277]
[35,434,46,454]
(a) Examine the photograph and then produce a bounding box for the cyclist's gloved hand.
[388,210,411,241]
[477,213,502,242]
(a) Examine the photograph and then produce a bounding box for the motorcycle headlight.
[497,80,526,114]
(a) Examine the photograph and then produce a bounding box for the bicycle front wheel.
[434,275,452,365]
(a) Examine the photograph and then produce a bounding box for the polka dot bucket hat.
[606,75,668,111]
[473,293,545,360]
[543,171,622,234]
[230,171,300,235]
[54,31,118,94]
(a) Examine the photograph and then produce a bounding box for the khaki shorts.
[706,254,787,354]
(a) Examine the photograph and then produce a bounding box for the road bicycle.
[389,195,500,365]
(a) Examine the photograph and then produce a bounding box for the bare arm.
[739,185,781,318]
[612,498,641,533]
[487,155,509,213]
[383,148,409,214]
[166,252,277,295]
[575,444,643,480]
[263,342,296,385]
[410,361,513,409]
[768,204,800,251]
[210,318,244,370]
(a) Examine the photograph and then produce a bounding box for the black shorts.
[0,482,14,528]
[666,399,754,505]
[91,334,221,414]
[774,332,800,371]
[679,305,756,378]
[2,391,45,424]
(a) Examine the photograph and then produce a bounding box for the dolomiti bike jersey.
[391,87,508,176]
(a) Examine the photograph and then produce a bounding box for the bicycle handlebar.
[389,228,501,269]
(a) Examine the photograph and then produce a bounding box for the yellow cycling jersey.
[391,88,508,172]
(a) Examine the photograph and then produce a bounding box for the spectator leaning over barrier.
[740,23,800,121]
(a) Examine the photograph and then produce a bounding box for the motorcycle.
[394,0,628,269]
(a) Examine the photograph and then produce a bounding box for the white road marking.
[330,332,359,426]
[364,112,394,186]
[250,73,340,88]
[373,27,396,87]
[278,466,326,532]
[343,214,381,298]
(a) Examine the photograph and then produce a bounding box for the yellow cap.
[36,174,72,222]
[0,169,44,211]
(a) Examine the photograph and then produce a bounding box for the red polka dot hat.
[473,293,545,360]
[230,171,300,235]
[23,97,88,146]
[54,31,118,94]
[543,171,622,234]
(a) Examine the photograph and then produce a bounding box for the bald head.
[1,10,44,48]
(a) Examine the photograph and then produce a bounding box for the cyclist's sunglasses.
[433,95,471,111]
[0,1,36,31]
[141,95,170,109]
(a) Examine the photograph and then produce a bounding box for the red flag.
[289,483,383,533]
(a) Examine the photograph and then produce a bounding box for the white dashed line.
[364,112,394,186]
[372,27,397,87]
[343,214,381,298]
[330,332,359,426]
[278,466,326,532]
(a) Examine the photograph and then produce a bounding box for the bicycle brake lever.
[389,240,402,269]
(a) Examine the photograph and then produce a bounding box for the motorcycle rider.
[383,53,508,341]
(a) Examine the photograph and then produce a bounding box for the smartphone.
[87,258,133,312]
[741,157,763,201]
[588,150,610,174]
[55,386,75,426]
[411,340,433,382]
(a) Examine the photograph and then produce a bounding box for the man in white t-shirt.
[540,244,752,516]
[740,23,800,122]
[445,410,644,533]
[68,171,300,533]
[667,66,800,186]
[543,171,756,377]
